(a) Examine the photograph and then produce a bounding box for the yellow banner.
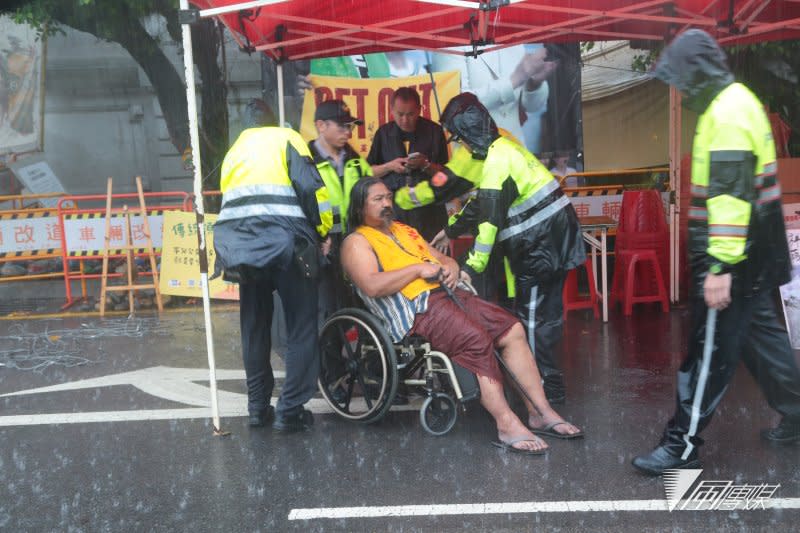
[159,211,239,300]
[299,71,460,157]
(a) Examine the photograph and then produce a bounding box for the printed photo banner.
[0,16,44,155]
[299,70,460,158]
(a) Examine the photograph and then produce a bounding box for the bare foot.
[497,414,549,452]
[497,431,549,452]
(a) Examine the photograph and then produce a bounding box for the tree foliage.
[2,0,229,192]
[728,40,800,156]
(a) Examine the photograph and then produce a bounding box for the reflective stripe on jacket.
[465,136,571,275]
[692,83,773,264]
[309,141,371,234]
[219,127,333,237]
[690,82,789,292]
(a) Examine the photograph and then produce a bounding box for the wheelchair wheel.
[420,393,458,436]
[318,308,398,423]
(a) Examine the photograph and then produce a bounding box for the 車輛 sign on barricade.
[62,211,164,256]
[57,189,190,307]
[565,186,671,222]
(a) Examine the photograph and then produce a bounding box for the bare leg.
[495,323,582,436]
[477,374,548,452]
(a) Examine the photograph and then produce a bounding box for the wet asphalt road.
[1,304,799,532]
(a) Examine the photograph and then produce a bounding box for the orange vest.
[355,223,441,300]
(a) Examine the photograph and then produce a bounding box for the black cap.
[314,100,363,125]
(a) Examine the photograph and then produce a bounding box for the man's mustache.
[380,207,393,217]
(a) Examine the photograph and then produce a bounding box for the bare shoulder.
[342,232,370,256]
[341,233,375,265]
[341,232,378,280]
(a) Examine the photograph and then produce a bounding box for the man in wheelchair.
[340,177,583,454]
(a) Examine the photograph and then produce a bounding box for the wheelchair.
[317,307,479,436]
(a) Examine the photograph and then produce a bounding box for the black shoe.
[761,418,800,444]
[543,376,566,405]
[546,392,566,405]
[248,406,274,427]
[631,445,701,476]
[273,408,314,433]
[392,392,410,406]
[330,386,348,405]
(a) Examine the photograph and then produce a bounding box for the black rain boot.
[632,445,701,476]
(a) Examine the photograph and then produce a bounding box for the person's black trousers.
[515,272,568,394]
[318,236,353,324]
[239,265,320,417]
[662,288,800,458]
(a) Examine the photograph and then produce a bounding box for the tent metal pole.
[277,62,285,126]
[199,0,289,18]
[669,85,681,303]
[180,0,224,434]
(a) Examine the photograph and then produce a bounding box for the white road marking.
[288,498,800,520]
[1,366,260,402]
[0,398,419,427]
[0,365,420,426]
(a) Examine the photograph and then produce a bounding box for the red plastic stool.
[562,259,600,319]
[614,249,669,316]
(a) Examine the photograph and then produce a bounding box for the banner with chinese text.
[63,212,163,256]
[159,211,238,300]
[299,71,460,158]
[0,212,60,256]
[568,191,670,222]
[780,203,800,348]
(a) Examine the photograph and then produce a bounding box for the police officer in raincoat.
[407,93,586,403]
[632,30,800,475]
[214,103,333,433]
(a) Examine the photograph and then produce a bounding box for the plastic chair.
[563,258,600,319]
[611,190,670,312]
[617,189,669,233]
[614,249,669,315]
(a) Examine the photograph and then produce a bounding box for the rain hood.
[440,93,499,159]
[651,29,734,114]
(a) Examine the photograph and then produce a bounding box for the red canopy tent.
[190,0,800,60]
[179,0,800,431]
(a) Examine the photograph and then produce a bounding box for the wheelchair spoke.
[328,376,348,399]
[355,329,367,352]
[335,323,356,360]
[318,310,398,423]
[344,378,355,411]
[354,371,374,409]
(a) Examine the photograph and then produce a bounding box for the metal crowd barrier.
[56,190,190,309]
[0,193,73,284]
